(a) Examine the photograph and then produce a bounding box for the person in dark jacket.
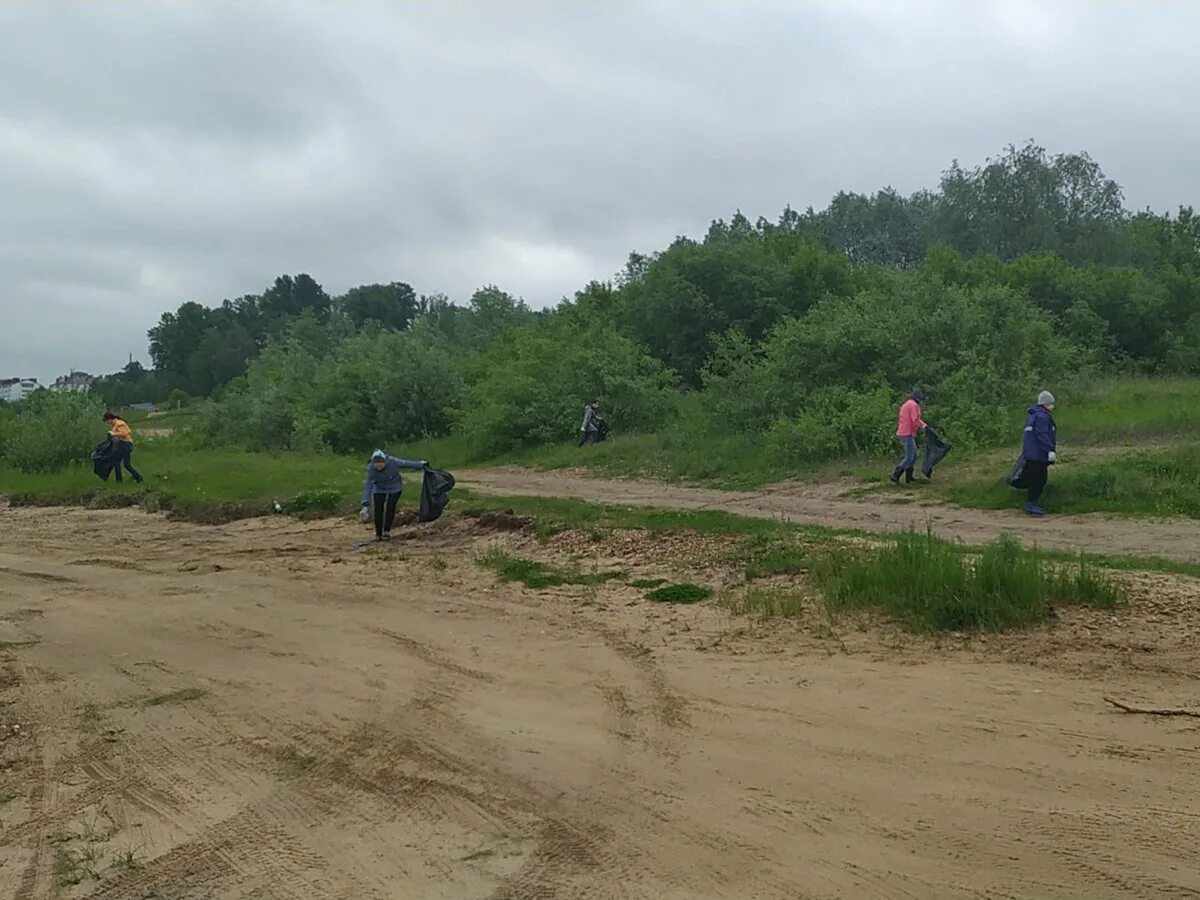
[1021,391,1058,517]
[360,450,428,540]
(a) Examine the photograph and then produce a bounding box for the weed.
[143,687,207,707]
[816,530,1127,632]
[629,578,667,589]
[428,554,448,572]
[644,583,713,604]
[109,848,142,872]
[276,745,317,779]
[476,548,625,589]
[724,587,806,618]
[80,701,107,731]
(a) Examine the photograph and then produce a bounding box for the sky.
[1,1,1198,382]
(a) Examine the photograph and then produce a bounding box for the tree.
[340,282,418,331]
[259,274,331,324]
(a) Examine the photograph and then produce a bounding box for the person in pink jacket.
[890,390,927,484]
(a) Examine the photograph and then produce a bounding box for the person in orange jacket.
[889,390,926,485]
[103,410,143,484]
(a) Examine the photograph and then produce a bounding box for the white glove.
[358,506,371,524]
[1048,451,1057,464]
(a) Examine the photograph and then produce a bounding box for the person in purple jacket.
[1021,391,1058,517]
[360,450,428,540]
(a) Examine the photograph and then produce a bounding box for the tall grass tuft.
[818,530,1126,632]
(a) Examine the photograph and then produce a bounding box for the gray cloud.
[1,0,1198,381]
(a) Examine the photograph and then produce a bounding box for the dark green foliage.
[644,583,713,603]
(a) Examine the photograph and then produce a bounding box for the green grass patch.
[476,548,626,589]
[948,445,1200,518]
[644,583,713,604]
[816,530,1126,633]
[143,687,206,707]
[744,547,809,580]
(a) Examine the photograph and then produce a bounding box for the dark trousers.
[1024,460,1049,505]
[373,492,400,537]
[578,430,599,447]
[114,442,143,483]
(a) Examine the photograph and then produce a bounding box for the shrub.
[457,321,677,457]
[3,392,104,473]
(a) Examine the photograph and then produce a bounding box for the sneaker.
[1025,503,1046,517]
[382,532,391,541]
[889,473,901,485]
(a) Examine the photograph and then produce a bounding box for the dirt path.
[1,505,1199,898]
[461,467,1200,563]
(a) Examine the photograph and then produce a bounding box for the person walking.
[103,410,143,484]
[578,399,600,447]
[890,390,926,484]
[1021,391,1058,517]
[360,450,428,541]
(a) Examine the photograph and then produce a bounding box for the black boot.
[904,468,915,483]
[889,466,903,485]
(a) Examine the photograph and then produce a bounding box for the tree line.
[84,141,1199,464]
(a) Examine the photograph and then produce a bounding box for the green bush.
[3,392,105,473]
[457,321,677,457]
[201,326,461,452]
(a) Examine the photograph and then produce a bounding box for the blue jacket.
[1022,406,1057,462]
[361,455,426,505]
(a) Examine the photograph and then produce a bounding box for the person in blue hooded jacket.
[360,450,428,540]
[1021,391,1058,517]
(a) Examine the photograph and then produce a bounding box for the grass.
[644,583,713,604]
[948,445,1200,518]
[816,530,1127,633]
[477,548,626,589]
[743,546,810,580]
[143,687,206,707]
[723,586,807,618]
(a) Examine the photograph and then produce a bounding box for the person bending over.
[360,449,428,541]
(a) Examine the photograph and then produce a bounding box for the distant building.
[0,378,41,403]
[51,372,96,393]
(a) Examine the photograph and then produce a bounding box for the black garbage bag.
[595,415,610,442]
[921,424,951,478]
[419,466,456,523]
[1006,454,1028,489]
[92,435,118,481]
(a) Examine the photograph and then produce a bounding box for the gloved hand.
[1048,451,1057,464]
[421,460,430,468]
[358,504,371,524]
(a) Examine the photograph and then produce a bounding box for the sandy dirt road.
[1,503,1199,899]
[461,467,1200,564]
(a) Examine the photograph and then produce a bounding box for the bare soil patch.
[0,504,1198,898]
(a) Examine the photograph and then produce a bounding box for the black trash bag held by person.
[921,424,951,478]
[92,435,119,482]
[595,415,609,442]
[419,466,456,523]
[1006,454,1028,489]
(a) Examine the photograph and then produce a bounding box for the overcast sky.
[1,1,1197,382]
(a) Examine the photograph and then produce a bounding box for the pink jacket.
[896,399,926,438]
